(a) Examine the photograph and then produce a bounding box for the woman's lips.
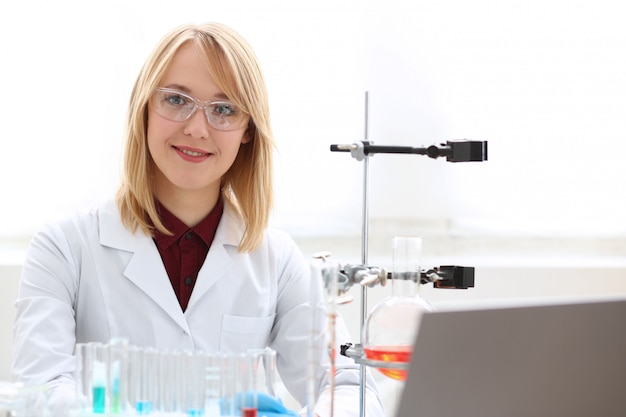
[174,146,211,162]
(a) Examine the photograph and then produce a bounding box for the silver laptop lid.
[395,297,626,417]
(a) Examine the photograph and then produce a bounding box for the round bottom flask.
[363,236,433,381]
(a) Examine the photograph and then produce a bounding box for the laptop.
[395,297,626,417]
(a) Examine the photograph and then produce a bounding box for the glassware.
[157,349,178,414]
[75,342,94,411]
[107,337,129,415]
[307,259,339,417]
[0,382,48,417]
[204,355,222,417]
[247,347,278,399]
[74,341,108,414]
[128,346,158,415]
[184,351,207,417]
[221,352,257,417]
[74,340,280,416]
[363,236,433,380]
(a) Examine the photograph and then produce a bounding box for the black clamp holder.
[312,255,476,305]
[330,140,488,162]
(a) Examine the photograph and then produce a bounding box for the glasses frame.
[151,87,249,132]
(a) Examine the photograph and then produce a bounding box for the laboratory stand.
[315,92,488,417]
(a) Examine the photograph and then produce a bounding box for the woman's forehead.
[161,42,229,100]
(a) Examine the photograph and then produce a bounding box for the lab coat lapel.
[124,238,188,331]
[186,203,243,312]
[99,201,188,332]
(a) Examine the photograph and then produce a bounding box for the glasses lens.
[205,102,248,131]
[153,89,195,122]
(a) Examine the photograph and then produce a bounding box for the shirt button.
[184,277,193,286]
[185,232,193,240]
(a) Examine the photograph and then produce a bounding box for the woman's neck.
[154,183,221,228]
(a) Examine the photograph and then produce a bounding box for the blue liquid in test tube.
[92,360,106,413]
[136,401,152,415]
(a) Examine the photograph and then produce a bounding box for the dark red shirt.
[152,198,224,311]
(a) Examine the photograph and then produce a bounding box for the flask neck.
[391,276,420,298]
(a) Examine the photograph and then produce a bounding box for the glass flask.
[363,236,433,381]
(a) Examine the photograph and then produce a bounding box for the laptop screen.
[395,297,626,417]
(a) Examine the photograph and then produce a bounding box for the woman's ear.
[241,124,254,144]
[241,132,253,144]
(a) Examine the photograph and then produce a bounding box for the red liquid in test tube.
[242,407,257,417]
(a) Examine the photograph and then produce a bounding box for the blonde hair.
[116,22,274,252]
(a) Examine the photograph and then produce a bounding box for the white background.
[1,0,625,247]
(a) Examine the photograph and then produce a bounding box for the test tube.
[108,338,129,415]
[127,345,140,414]
[220,354,236,416]
[242,353,258,417]
[204,353,222,417]
[246,347,278,400]
[128,346,156,415]
[158,349,177,414]
[75,342,93,412]
[91,342,108,414]
[307,261,334,417]
[186,351,210,417]
[142,347,159,415]
[221,352,257,417]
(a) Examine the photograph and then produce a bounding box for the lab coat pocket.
[220,313,275,352]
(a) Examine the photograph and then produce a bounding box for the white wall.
[1,1,626,240]
[363,0,626,237]
[0,265,20,382]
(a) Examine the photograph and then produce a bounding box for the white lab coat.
[12,199,385,417]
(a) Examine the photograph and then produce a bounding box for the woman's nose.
[183,106,210,139]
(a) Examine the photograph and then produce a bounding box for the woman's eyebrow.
[161,83,231,101]
[162,83,191,93]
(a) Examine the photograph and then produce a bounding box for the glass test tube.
[240,353,257,417]
[220,353,236,417]
[143,347,159,415]
[91,342,108,414]
[129,346,157,415]
[108,337,129,415]
[204,354,222,417]
[247,347,278,400]
[75,342,93,412]
[158,349,179,414]
[221,352,258,417]
[307,261,334,417]
[127,345,139,414]
[186,351,210,417]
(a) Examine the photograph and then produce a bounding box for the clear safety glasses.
[151,87,249,132]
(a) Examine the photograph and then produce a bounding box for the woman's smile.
[174,145,211,162]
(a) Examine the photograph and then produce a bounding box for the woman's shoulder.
[260,227,307,266]
[54,199,116,231]
[264,226,293,243]
[34,199,120,242]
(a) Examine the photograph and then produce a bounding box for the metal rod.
[359,91,370,417]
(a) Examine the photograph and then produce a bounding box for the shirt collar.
[153,196,224,249]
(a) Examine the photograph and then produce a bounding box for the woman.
[12,22,384,417]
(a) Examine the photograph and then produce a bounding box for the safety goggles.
[151,87,249,131]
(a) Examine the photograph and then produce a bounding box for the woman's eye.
[213,103,236,117]
[165,94,187,106]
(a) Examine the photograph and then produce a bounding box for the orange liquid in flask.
[363,345,412,381]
